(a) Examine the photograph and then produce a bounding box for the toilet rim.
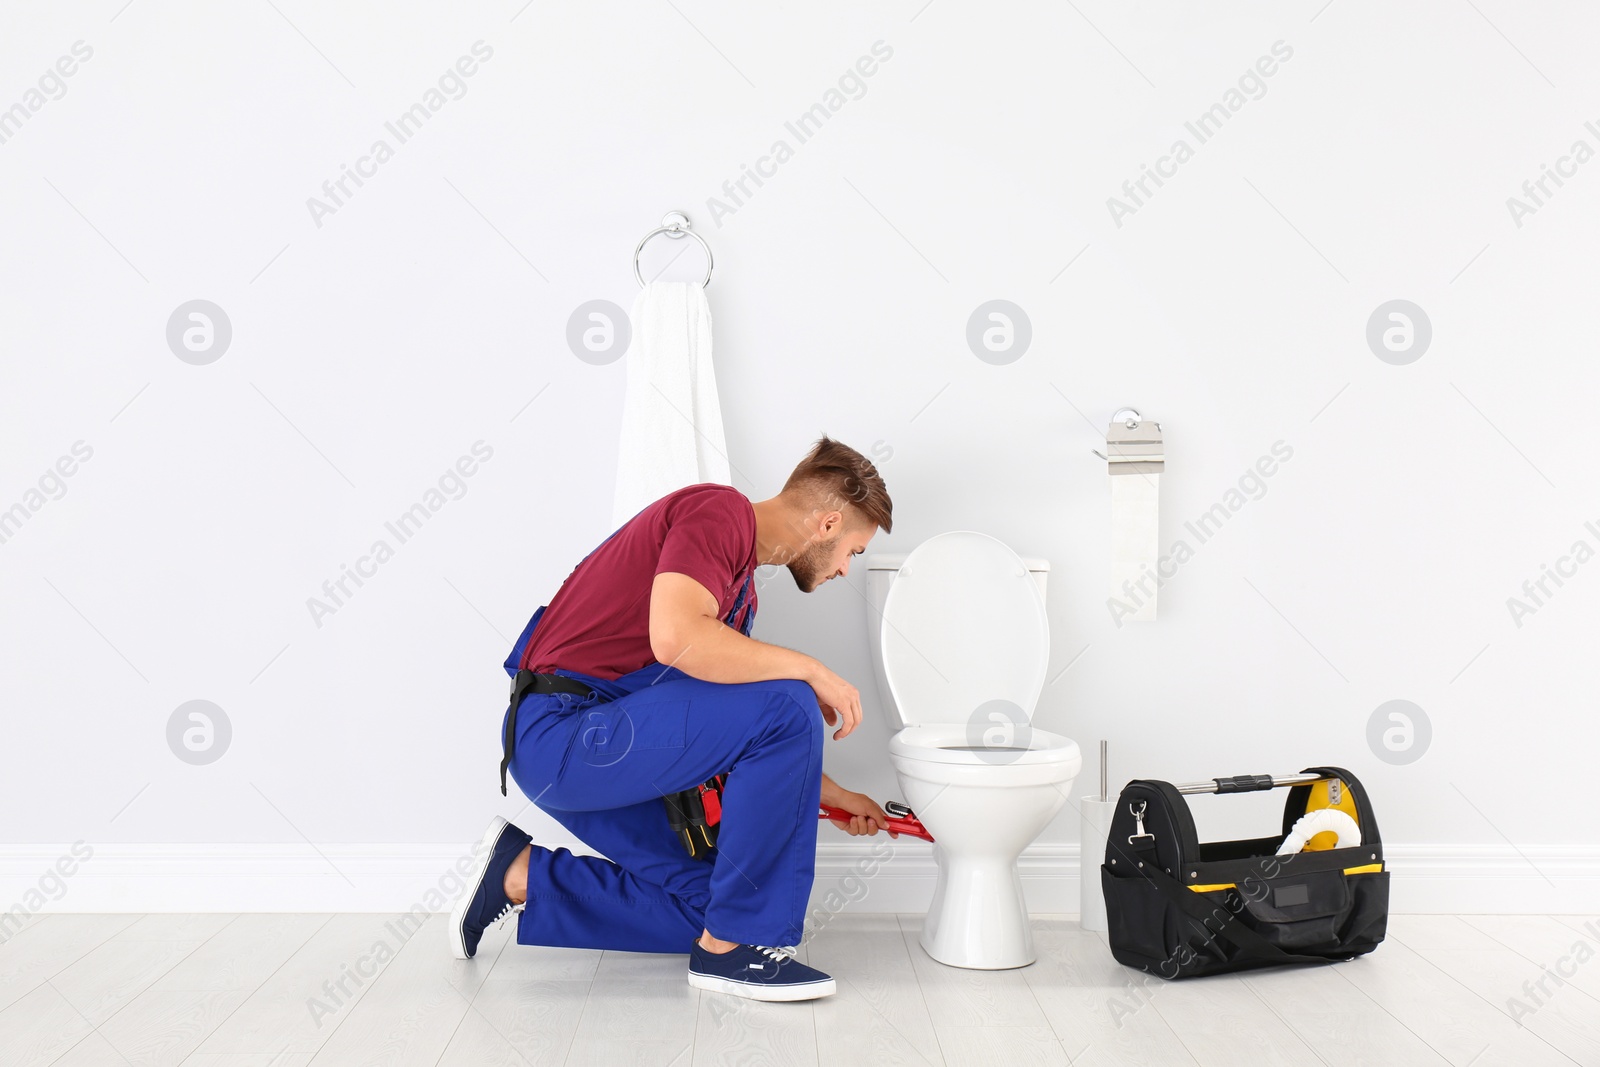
[890,745,1083,789]
[889,723,1082,766]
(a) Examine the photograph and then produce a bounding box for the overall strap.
[724,571,756,636]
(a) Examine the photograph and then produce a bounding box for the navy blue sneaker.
[449,816,532,959]
[688,940,837,1001]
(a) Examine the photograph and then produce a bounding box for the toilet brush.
[1079,740,1116,932]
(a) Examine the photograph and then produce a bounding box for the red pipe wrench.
[818,800,934,842]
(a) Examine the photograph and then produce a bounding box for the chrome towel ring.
[633,210,714,288]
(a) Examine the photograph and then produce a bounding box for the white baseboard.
[2,842,1597,918]
[810,842,1600,916]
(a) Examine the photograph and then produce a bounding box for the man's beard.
[788,533,841,592]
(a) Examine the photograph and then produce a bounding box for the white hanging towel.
[610,281,732,528]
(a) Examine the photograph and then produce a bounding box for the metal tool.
[818,803,934,842]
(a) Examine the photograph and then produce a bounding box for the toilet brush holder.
[1079,795,1116,931]
[1079,739,1114,932]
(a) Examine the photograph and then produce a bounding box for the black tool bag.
[1100,765,1389,979]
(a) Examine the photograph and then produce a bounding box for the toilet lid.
[879,531,1049,727]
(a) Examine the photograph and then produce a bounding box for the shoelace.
[753,945,797,963]
[492,900,525,931]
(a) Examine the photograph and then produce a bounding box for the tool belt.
[1101,765,1389,979]
[666,773,726,861]
[499,668,597,796]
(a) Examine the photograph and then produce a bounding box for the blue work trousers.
[504,673,824,952]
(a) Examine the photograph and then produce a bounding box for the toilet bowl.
[866,532,1082,969]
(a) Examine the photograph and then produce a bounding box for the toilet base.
[918,846,1037,970]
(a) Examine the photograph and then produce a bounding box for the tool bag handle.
[1133,861,1358,969]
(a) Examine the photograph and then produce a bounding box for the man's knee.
[761,678,820,730]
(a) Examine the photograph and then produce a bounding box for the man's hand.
[822,787,899,838]
[806,662,862,740]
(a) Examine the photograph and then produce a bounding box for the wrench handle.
[818,804,934,842]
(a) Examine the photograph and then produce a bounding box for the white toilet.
[865,531,1082,969]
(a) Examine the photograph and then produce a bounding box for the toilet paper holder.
[1091,407,1163,470]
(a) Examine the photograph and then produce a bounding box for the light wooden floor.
[1,909,1597,1066]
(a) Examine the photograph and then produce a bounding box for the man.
[450,435,896,1002]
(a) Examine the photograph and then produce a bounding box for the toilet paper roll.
[1110,470,1159,621]
[1079,796,1117,932]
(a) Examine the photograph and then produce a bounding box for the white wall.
[3,1,1596,913]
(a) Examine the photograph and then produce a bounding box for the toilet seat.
[890,723,1081,767]
[879,531,1050,728]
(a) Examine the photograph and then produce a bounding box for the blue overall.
[501,563,824,952]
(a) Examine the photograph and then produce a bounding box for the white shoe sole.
[449,815,511,960]
[687,971,837,1002]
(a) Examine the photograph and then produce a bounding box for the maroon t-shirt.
[521,483,759,680]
